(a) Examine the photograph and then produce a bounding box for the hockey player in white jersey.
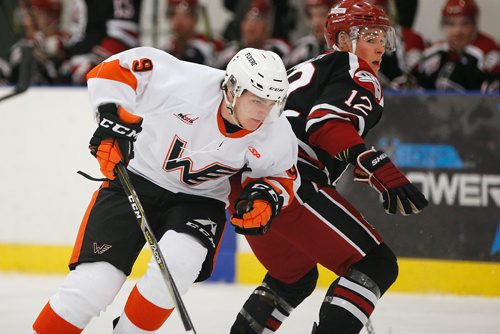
[31,47,299,333]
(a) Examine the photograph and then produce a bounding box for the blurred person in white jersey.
[30,46,299,334]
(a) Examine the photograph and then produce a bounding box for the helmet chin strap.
[352,38,358,54]
[223,89,244,129]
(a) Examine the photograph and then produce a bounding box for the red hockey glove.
[354,148,428,215]
[89,103,143,180]
[231,179,284,235]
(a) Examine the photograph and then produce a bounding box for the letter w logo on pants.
[93,242,112,254]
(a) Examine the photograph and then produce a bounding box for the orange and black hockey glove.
[89,103,143,180]
[231,179,284,235]
[353,148,428,215]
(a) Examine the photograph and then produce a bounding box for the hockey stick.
[115,164,197,333]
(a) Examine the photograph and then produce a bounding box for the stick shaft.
[116,164,196,333]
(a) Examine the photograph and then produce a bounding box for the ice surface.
[1,273,499,333]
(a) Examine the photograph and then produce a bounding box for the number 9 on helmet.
[222,48,289,122]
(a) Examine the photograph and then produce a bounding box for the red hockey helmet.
[26,0,61,16]
[245,0,273,18]
[324,0,396,52]
[167,0,198,15]
[442,0,479,19]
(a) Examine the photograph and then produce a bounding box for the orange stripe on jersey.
[86,59,138,92]
[69,182,109,266]
[124,285,174,331]
[33,302,82,334]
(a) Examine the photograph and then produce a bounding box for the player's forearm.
[308,120,365,162]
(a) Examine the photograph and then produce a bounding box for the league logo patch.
[175,113,199,125]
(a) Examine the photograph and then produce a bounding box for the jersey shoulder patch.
[352,57,383,105]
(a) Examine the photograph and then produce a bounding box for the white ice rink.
[2,273,499,334]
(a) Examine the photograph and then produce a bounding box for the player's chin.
[242,118,264,131]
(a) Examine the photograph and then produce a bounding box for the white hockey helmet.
[222,48,289,123]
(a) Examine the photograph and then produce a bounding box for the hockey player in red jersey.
[417,0,499,92]
[229,1,428,333]
[31,47,299,333]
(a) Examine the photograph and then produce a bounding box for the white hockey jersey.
[86,47,299,207]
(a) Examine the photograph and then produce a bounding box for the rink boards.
[1,242,500,296]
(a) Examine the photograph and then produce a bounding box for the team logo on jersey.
[93,242,112,254]
[354,70,383,103]
[175,113,199,125]
[164,135,240,185]
[248,146,261,158]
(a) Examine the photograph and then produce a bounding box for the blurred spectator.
[59,0,142,85]
[366,0,426,89]
[222,0,296,42]
[216,0,291,69]
[162,0,218,66]
[417,0,499,92]
[8,0,66,85]
[0,0,20,84]
[285,0,335,68]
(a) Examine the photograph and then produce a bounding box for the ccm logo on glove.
[98,117,141,139]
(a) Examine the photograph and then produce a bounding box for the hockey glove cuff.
[354,148,428,215]
[231,179,284,235]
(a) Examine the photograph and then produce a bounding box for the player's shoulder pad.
[263,117,297,150]
[350,54,383,105]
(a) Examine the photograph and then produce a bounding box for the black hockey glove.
[354,148,428,215]
[89,103,143,180]
[231,179,284,235]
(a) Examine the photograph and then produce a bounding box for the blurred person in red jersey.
[8,0,66,85]
[216,0,291,69]
[59,0,142,85]
[162,0,221,66]
[417,0,499,92]
[285,0,336,68]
